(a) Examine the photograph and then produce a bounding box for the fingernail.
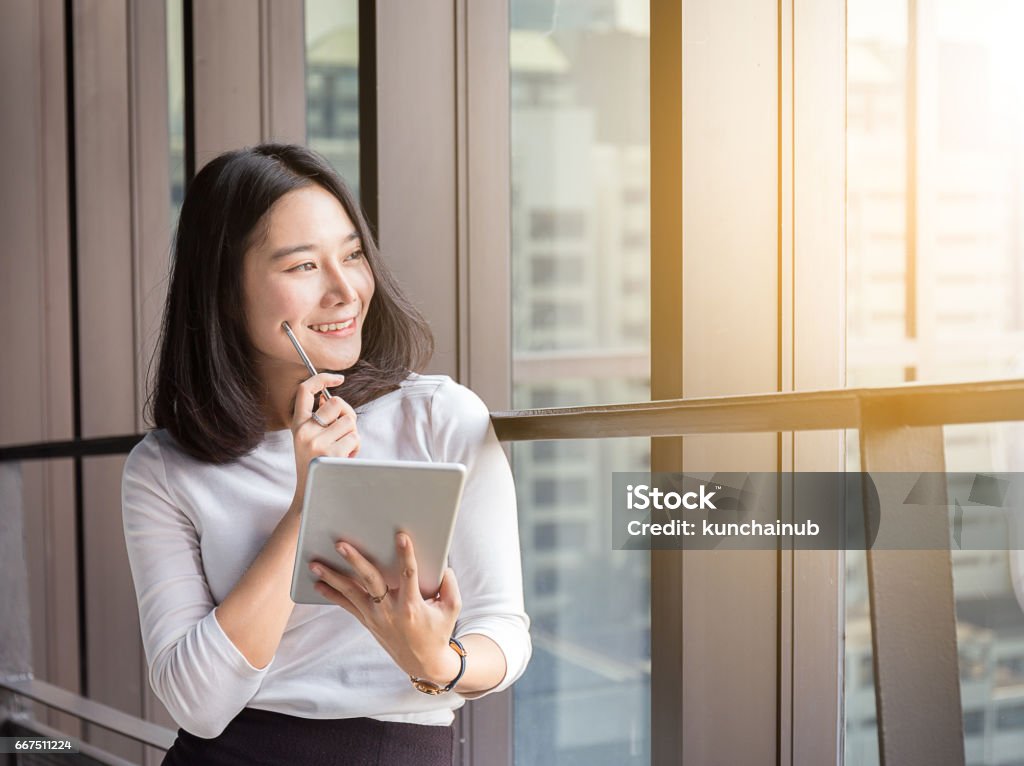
[398,533,408,548]
[310,564,323,576]
[336,542,349,557]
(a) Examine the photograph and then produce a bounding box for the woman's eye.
[289,262,316,272]
[347,249,365,261]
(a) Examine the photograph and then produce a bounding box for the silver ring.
[371,584,390,603]
[311,411,329,428]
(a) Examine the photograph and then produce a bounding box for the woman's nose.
[322,265,358,305]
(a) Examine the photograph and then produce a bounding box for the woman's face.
[243,184,374,379]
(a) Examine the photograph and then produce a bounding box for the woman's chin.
[271,334,361,374]
[316,350,361,373]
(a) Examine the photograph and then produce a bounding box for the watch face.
[412,680,446,695]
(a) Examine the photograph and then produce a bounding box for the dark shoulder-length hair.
[148,143,434,464]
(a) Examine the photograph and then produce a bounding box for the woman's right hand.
[290,372,360,506]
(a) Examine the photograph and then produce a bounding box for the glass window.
[845,0,1024,761]
[305,0,361,198]
[512,437,651,766]
[529,209,587,239]
[963,709,985,737]
[531,255,585,286]
[530,440,588,462]
[532,477,589,506]
[533,520,588,550]
[997,704,1024,731]
[167,0,185,216]
[530,301,585,330]
[534,566,559,595]
[513,0,652,681]
[510,13,654,727]
[510,1,651,409]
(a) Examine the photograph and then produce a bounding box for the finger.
[331,395,358,423]
[311,563,373,617]
[438,567,462,614]
[396,532,422,606]
[346,433,361,458]
[306,409,358,455]
[311,412,357,446]
[309,425,360,460]
[291,373,345,429]
[314,581,364,619]
[311,389,356,423]
[321,431,360,460]
[312,394,346,424]
[335,541,388,599]
[300,398,345,436]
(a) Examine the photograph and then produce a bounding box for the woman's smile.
[307,315,358,338]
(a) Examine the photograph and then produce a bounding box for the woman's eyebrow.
[270,243,315,260]
[270,232,361,261]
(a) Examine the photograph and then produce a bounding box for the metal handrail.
[3,377,1024,459]
[0,677,176,750]
[0,434,142,462]
[490,377,1024,440]
[3,713,142,765]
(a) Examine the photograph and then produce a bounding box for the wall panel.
[72,3,143,760]
[191,0,262,165]
[192,0,306,167]
[0,0,80,737]
[374,3,459,379]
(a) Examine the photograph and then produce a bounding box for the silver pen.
[281,321,334,402]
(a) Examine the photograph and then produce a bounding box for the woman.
[122,144,531,765]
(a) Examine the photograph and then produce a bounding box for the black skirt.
[161,707,455,766]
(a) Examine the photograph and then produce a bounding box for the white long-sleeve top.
[122,373,531,740]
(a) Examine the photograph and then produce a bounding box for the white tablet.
[290,457,467,606]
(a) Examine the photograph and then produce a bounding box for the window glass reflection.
[305,0,360,198]
[509,8,651,760]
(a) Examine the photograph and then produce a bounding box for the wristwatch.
[409,637,467,695]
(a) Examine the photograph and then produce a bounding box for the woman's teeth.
[310,319,354,333]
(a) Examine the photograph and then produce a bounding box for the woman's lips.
[308,317,357,338]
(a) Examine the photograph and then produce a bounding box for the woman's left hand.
[310,532,464,685]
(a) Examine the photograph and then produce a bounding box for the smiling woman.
[150,144,432,464]
[242,184,376,431]
[123,144,531,765]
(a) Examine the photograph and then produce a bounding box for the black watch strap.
[410,637,467,695]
